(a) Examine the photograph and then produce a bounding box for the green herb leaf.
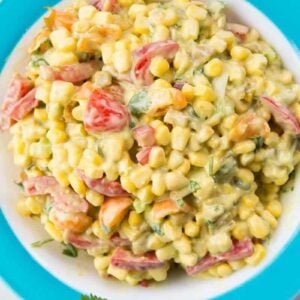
[151,224,164,236]
[97,145,104,156]
[101,224,110,234]
[62,243,78,257]
[208,155,214,176]
[26,162,35,171]
[193,67,203,75]
[128,90,151,116]
[176,198,185,208]
[36,101,46,109]
[32,57,49,68]
[43,200,53,216]
[189,180,200,193]
[213,156,237,184]
[206,219,216,230]
[129,119,136,129]
[253,136,264,151]
[281,170,296,193]
[80,294,107,300]
[187,104,198,118]
[31,238,54,248]
[233,178,251,190]
[15,181,24,189]
[133,198,147,214]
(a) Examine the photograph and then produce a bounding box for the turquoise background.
[0,0,299,299]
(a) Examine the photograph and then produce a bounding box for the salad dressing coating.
[2,0,300,285]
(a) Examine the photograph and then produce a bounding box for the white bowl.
[1,1,300,299]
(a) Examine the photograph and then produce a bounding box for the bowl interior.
[0,1,300,299]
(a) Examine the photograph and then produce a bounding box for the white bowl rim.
[0,1,300,299]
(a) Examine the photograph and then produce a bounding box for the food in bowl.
[1,0,300,286]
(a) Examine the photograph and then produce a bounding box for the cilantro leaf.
[128,90,151,116]
[151,224,164,236]
[32,57,49,68]
[253,136,264,151]
[189,180,200,193]
[80,294,107,300]
[62,243,78,257]
[176,198,185,208]
[213,156,237,184]
[15,181,24,189]
[31,238,54,248]
[208,155,214,176]
[133,198,147,214]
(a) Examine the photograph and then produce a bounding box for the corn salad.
[2,0,300,286]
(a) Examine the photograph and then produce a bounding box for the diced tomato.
[110,233,131,247]
[39,61,100,83]
[51,210,92,234]
[132,125,155,147]
[9,88,38,121]
[103,85,124,102]
[84,88,129,132]
[99,197,132,231]
[173,81,185,90]
[44,9,77,31]
[24,176,89,213]
[111,247,165,270]
[186,239,254,276]
[136,147,152,165]
[218,239,254,261]
[261,96,300,135]
[227,23,249,40]
[0,74,34,130]
[89,0,119,12]
[78,170,129,197]
[152,199,192,220]
[132,40,179,85]
[229,113,270,142]
[185,255,220,276]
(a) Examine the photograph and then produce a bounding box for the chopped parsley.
[31,238,54,248]
[176,198,185,208]
[253,136,264,151]
[15,181,24,189]
[128,90,151,116]
[233,178,251,190]
[62,243,78,257]
[133,198,147,214]
[151,224,164,236]
[31,57,49,68]
[281,170,296,193]
[187,104,198,118]
[208,155,214,176]
[80,294,107,300]
[213,156,237,184]
[189,180,200,193]
[43,200,53,216]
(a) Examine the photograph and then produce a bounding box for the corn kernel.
[149,146,166,168]
[151,172,166,196]
[204,58,224,77]
[186,5,207,21]
[16,199,31,216]
[45,221,63,242]
[156,244,176,261]
[155,125,171,146]
[133,15,149,35]
[128,211,143,227]
[153,25,170,42]
[248,214,270,239]
[34,108,48,122]
[181,19,199,40]
[165,171,188,190]
[136,185,154,204]
[245,54,268,76]
[184,221,200,238]
[68,173,86,196]
[245,243,266,266]
[193,99,215,119]
[266,200,282,218]
[101,42,115,65]
[189,151,208,167]
[194,84,216,102]
[171,127,191,151]
[113,49,132,73]
[162,220,182,241]
[216,263,233,277]
[150,56,170,77]
[86,190,104,206]
[230,46,251,61]
[232,222,249,240]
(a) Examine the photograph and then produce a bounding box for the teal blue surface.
[0,1,299,299]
